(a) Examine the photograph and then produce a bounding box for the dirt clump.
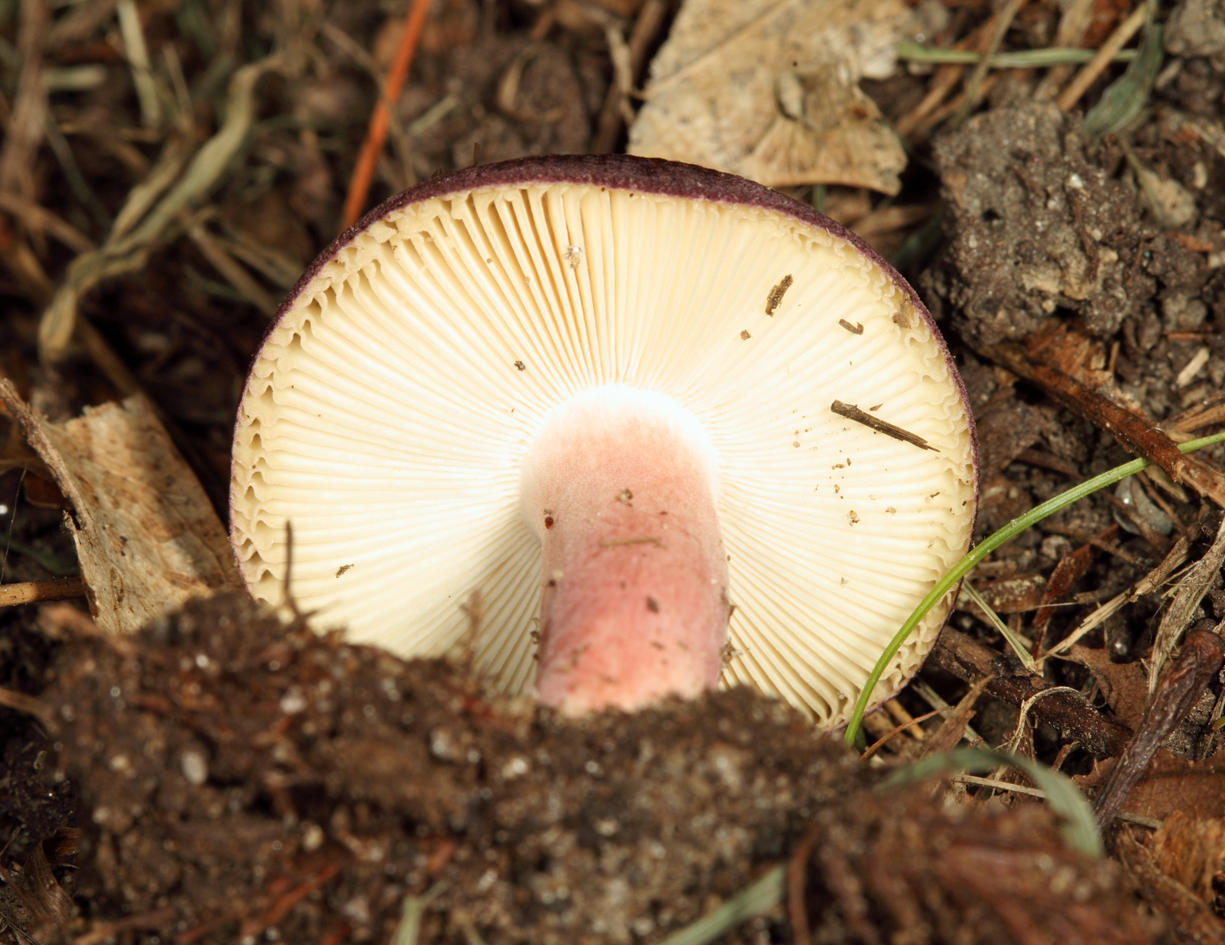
[924,102,1149,347]
[11,592,1165,944]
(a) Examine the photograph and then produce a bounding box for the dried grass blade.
[38,56,281,361]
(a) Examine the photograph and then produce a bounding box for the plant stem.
[844,430,1225,745]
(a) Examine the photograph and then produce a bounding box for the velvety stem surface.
[522,388,729,713]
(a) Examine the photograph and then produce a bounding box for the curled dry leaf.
[628,0,914,193]
[0,378,241,634]
[1079,750,1225,823]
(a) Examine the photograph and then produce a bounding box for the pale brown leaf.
[628,0,914,193]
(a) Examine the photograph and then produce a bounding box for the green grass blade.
[877,746,1102,857]
[844,430,1225,745]
[655,865,785,945]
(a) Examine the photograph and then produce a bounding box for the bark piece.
[0,378,241,633]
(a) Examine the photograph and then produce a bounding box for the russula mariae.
[230,154,977,725]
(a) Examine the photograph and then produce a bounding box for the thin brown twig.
[239,863,341,937]
[0,0,49,204]
[979,339,1225,509]
[0,686,52,723]
[0,192,96,254]
[956,0,1028,123]
[928,626,1133,756]
[1034,0,1097,99]
[1168,392,1225,435]
[1146,513,1225,690]
[896,18,993,140]
[593,0,667,153]
[861,706,947,759]
[830,400,936,452]
[1055,2,1148,112]
[0,577,85,608]
[1092,627,1225,830]
[342,0,432,228]
[786,823,821,945]
[1041,526,1194,660]
[919,72,1006,133]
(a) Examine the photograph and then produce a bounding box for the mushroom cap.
[230,154,978,726]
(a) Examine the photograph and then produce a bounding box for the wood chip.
[0,379,242,634]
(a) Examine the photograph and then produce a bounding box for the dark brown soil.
[14,593,1165,944]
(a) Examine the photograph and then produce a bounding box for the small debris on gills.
[830,400,938,452]
[765,274,793,314]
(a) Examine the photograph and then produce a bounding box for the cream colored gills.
[230,155,977,726]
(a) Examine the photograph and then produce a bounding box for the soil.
[3,1,1225,944]
[17,594,1167,944]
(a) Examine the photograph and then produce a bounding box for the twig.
[1092,627,1225,830]
[861,705,947,759]
[980,338,1225,509]
[927,627,1133,756]
[956,0,1028,124]
[1055,2,1148,112]
[786,825,819,945]
[1146,513,1225,691]
[1040,529,1190,659]
[1034,0,1096,99]
[0,0,48,204]
[0,192,95,254]
[830,400,936,452]
[239,863,341,937]
[47,0,119,47]
[38,56,279,361]
[950,774,1160,827]
[895,16,994,140]
[188,221,281,313]
[342,0,431,228]
[0,686,51,723]
[593,0,667,153]
[1169,392,1225,435]
[0,577,85,608]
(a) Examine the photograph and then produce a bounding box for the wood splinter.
[765,274,793,315]
[0,577,86,608]
[830,400,938,452]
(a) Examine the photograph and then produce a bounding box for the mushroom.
[230,154,977,726]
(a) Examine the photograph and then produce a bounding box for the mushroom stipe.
[230,154,978,726]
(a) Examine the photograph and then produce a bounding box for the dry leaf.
[0,378,241,633]
[1079,751,1225,822]
[628,0,914,193]
[1067,643,1150,729]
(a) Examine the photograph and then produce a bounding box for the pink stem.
[522,388,730,713]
